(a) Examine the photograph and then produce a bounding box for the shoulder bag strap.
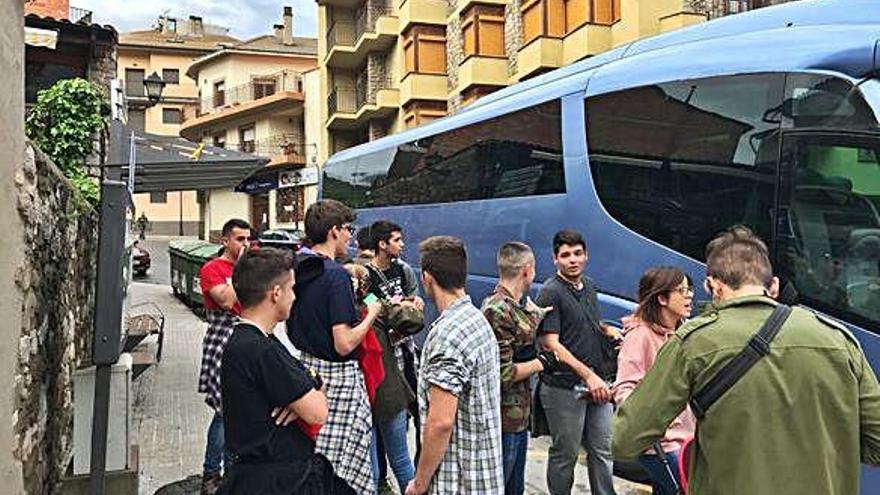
[690,304,792,421]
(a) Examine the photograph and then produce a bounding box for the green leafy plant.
[26,78,106,206]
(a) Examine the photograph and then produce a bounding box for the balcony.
[326,4,398,69]
[179,71,305,140]
[327,76,399,130]
[454,56,508,94]
[400,73,447,106]
[399,0,446,31]
[234,135,309,167]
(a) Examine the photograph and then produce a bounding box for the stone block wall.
[14,143,98,494]
[504,0,523,77]
[687,0,799,19]
[445,5,464,114]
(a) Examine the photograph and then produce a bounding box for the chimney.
[189,15,204,37]
[160,16,177,35]
[282,6,293,45]
[273,24,285,42]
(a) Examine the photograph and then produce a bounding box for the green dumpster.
[186,243,223,308]
[168,240,206,300]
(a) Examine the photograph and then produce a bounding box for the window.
[403,100,447,129]
[213,81,225,107]
[213,134,226,149]
[162,108,182,124]
[783,73,878,131]
[403,25,447,75]
[162,68,180,85]
[462,4,505,58]
[725,0,749,14]
[150,191,167,203]
[777,136,880,331]
[586,74,785,261]
[461,85,501,106]
[125,68,145,97]
[323,100,565,208]
[239,126,256,153]
[276,187,306,224]
[253,77,277,99]
[522,0,565,44]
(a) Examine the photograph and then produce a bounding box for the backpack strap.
[690,304,792,421]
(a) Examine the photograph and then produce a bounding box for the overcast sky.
[73,0,318,39]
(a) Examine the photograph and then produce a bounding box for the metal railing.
[231,135,308,160]
[328,75,394,116]
[327,3,393,49]
[69,6,93,24]
[200,70,304,115]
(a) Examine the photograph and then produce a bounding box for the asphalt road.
[132,235,193,287]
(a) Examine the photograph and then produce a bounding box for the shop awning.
[105,121,269,193]
[235,164,320,194]
[25,27,58,49]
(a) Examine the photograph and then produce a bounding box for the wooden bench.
[124,303,165,379]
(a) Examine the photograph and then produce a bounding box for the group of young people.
[195,199,880,495]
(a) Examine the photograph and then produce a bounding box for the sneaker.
[200,471,222,495]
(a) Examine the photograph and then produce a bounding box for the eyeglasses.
[673,286,695,296]
[339,224,356,234]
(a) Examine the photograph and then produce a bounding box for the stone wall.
[504,0,523,77]
[14,143,98,494]
[445,2,464,114]
[687,0,799,18]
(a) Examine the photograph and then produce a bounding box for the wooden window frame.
[403,25,447,76]
[461,4,506,60]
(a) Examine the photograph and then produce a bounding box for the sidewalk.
[129,280,649,494]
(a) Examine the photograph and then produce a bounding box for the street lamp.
[143,72,166,107]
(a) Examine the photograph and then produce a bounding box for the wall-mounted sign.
[279,166,319,188]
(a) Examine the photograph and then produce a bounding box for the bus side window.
[585,73,785,261]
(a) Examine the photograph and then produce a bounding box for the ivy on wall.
[25,78,107,206]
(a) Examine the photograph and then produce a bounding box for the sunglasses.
[339,224,356,234]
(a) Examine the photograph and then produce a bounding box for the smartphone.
[363,293,379,305]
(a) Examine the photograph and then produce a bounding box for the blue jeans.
[502,430,529,495]
[204,412,233,474]
[638,450,682,495]
[375,410,415,491]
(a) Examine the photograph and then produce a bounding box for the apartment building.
[118,15,239,235]
[316,0,795,162]
[179,7,319,241]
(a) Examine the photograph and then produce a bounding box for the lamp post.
[143,71,166,107]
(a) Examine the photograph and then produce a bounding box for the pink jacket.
[613,315,696,454]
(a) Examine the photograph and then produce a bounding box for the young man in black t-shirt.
[222,248,352,494]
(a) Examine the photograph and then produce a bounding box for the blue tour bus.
[322,0,880,489]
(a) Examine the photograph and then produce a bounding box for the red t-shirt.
[200,257,241,315]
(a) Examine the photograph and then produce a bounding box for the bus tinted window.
[778,138,880,330]
[323,100,564,208]
[586,74,784,261]
[784,73,878,130]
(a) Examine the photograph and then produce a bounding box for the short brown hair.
[497,242,534,279]
[305,199,356,244]
[419,236,467,291]
[634,266,692,326]
[233,248,294,308]
[705,225,773,290]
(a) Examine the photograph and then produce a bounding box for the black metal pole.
[179,190,184,236]
[88,364,112,495]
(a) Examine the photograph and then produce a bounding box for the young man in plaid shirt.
[406,236,503,495]
[198,218,251,495]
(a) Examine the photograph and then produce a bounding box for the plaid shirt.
[419,295,503,494]
[198,309,238,411]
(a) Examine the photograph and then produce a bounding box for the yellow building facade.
[180,7,319,241]
[118,15,239,236]
[316,0,788,161]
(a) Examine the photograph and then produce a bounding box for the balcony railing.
[327,3,393,49]
[199,71,304,115]
[69,6,93,24]
[328,76,394,117]
[232,135,308,161]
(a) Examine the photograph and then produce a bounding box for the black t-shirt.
[288,257,360,361]
[367,262,407,301]
[537,275,611,387]
[221,323,317,464]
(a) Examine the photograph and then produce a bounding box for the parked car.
[132,240,151,276]
[257,229,305,251]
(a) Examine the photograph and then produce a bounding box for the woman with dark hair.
[613,266,696,495]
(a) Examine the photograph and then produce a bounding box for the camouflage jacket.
[481,285,544,433]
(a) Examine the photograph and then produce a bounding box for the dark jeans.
[502,430,529,495]
[539,383,616,495]
[638,450,682,495]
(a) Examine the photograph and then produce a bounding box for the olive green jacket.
[613,295,880,495]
